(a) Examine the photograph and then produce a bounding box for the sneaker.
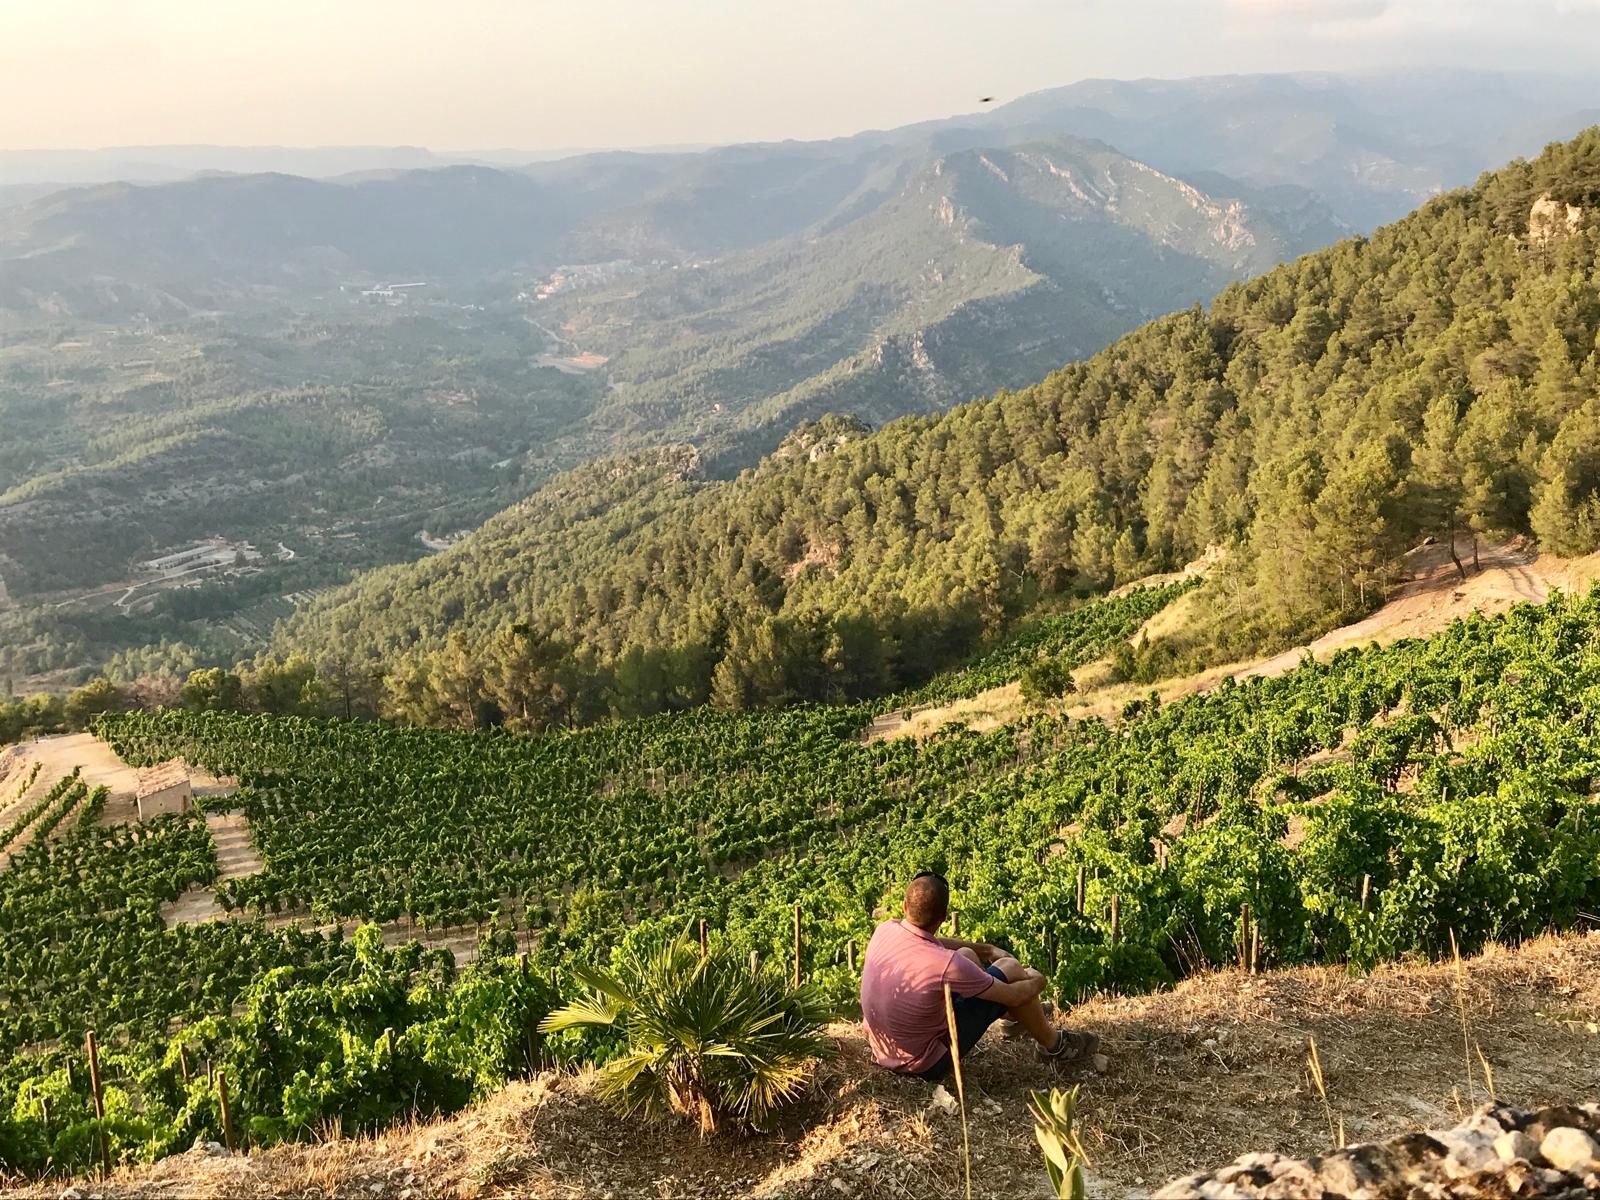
[1038,1028,1100,1066]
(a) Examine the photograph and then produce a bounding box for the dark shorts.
[913,964,1009,1082]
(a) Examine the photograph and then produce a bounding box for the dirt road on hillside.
[870,538,1600,741]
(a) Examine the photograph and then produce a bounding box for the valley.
[2,71,1593,688]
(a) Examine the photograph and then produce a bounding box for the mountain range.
[273,126,1600,722]
[1,69,1597,683]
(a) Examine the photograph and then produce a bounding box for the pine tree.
[1412,394,1469,579]
[1530,398,1600,555]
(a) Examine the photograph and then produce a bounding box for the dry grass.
[29,932,1600,1200]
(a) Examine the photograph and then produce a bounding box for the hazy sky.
[3,0,1597,150]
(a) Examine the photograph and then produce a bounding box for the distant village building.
[139,537,262,579]
[136,763,193,820]
[360,281,428,304]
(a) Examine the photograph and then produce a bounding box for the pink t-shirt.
[859,919,997,1073]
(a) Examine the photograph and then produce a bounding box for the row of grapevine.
[0,770,83,855]
[896,581,1195,705]
[8,586,1600,1175]
[4,763,42,809]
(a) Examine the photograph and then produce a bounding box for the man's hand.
[983,968,1046,1007]
[975,942,1005,964]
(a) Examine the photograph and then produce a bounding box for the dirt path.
[870,539,1600,741]
[160,810,268,924]
[160,889,488,964]
[208,810,262,879]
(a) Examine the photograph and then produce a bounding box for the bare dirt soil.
[28,932,1600,1200]
[0,732,235,824]
[0,731,241,882]
[871,539,1600,742]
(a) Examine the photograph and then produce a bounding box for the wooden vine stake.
[518,954,536,1076]
[85,1030,110,1176]
[178,1042,190,1086]
[1075,865,1086,915]
[943,984,974,1200]
[750,949,760,977]
[1108,894,1121,947]
[218,1070,236,1153]
[1360,874,1371,913]
[793,903,803,989]
[1238,903,1253,972]
[952,911,961,938]
[698,918,708,959]
[847,938,857,973]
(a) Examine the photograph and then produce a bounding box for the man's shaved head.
[905,872,950,931]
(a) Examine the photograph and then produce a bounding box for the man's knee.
[992,955,1027,982]
[954,947,983,967]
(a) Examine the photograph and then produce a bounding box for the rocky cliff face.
[1529,193,1585,245]
[1155,1103,1600,1199]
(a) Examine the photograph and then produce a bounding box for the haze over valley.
[1,69,1595,687]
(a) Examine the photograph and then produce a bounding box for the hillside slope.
[549,136,1345,470]
[25,933,1600,1199]
[274,127,1600,723]
[875,537,1600,740]
[12,544,1600,1178]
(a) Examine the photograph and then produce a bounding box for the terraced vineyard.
[8,584,1600,1174]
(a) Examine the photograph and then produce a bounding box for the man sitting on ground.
[859,872,1098,1081]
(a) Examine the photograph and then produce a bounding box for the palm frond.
[554,934,834,1134]
[537,993,624,1033]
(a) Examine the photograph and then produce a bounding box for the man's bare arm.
[935,937,1003,962]
[978,970,1046,1008]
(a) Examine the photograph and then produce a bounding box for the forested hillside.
[2,73,1590,689]
[275,129,1600,724]
[0,136,1333,687]
[552,138,1344,469]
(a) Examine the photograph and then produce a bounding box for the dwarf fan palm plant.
[539,930,833,1134]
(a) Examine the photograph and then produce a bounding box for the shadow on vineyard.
[9,582,1600,1181]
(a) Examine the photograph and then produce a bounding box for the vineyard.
[7,583,1600,1176]
[0,771,102,861]
[897,580,1194,706]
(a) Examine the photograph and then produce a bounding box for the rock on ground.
[1154,1102,1600,1199]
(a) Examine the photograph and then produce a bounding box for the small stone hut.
[135,762,193,820]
